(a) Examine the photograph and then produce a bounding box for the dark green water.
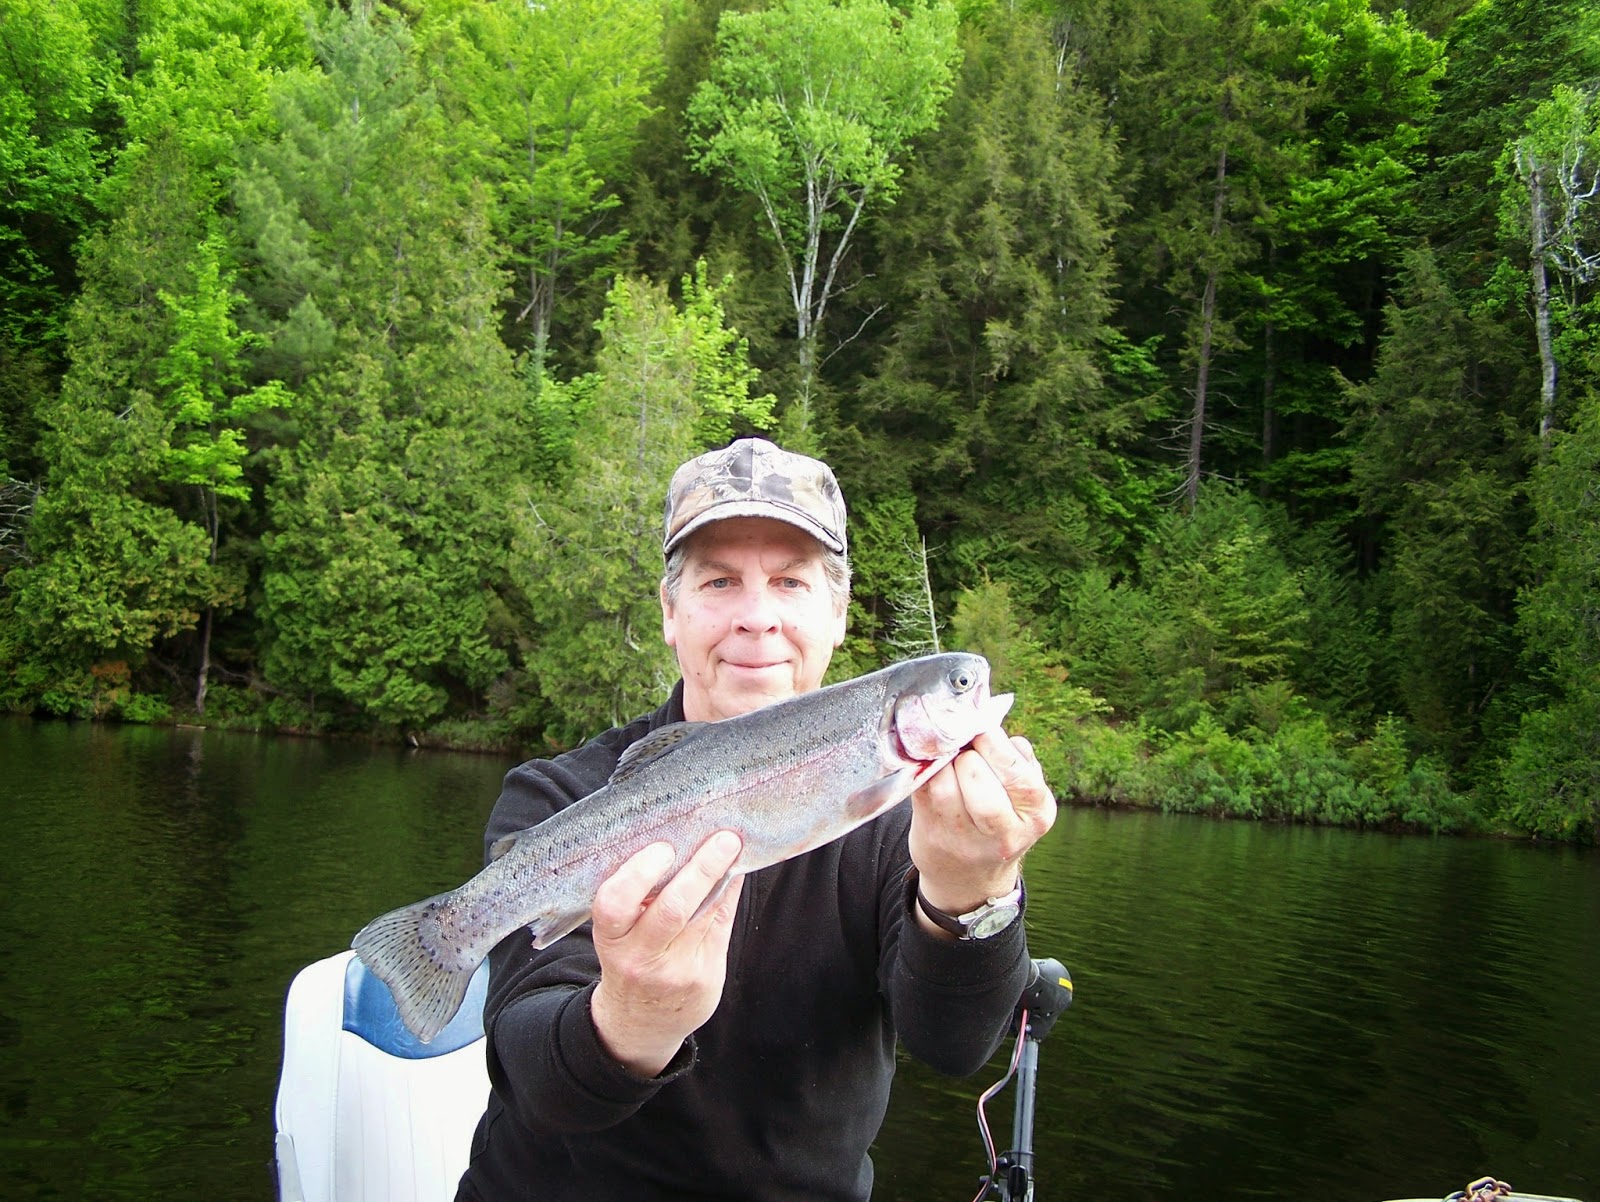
[2,716,1596,1202]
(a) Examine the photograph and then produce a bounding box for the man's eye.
[777,577,805,589]
[707,577,733,589]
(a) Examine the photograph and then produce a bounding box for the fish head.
[887,652,1015,767]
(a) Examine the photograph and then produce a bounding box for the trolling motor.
[972,956,1074,1202]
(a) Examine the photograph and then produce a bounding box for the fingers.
[647,830,742,933]
[589,832,744,1076]
[591,841,675,942]
[592,831,743,947]
[912,726,1057,865]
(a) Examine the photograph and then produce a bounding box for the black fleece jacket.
[455,681,1032,1202]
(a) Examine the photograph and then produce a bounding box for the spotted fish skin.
[351,653,1013,1042]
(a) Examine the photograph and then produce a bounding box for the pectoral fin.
[844,767,918,821]
[686,868,740,927]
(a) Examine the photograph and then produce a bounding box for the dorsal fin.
[488,831,523,861]
[610,721,709,785]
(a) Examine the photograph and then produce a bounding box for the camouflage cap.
[663,437,848,556]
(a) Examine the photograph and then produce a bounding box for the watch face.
[967,902,1020,939]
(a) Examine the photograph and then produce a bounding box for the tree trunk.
[1187,145,1230,511]
[1520,145,1559,455]
[195,606,213,717]
[195,488,219,717]
[1260,241,1277,495]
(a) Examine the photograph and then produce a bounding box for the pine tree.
[508,269,774,744]
[849,5,1140,617]
[238,4,525,729]
[1342,245,1529,764]
[1117,0,1309,508]
[1499,389,1600,839]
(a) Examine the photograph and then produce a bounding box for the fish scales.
[351,652,1013,1042]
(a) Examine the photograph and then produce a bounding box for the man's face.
[662,517,848,723]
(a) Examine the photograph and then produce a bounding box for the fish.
[351,652,1014,1042]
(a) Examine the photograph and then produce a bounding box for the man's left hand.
[908,728,1056,936]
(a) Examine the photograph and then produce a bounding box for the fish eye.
[949,667,975,692]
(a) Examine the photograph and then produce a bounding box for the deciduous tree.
[687,0,960,427]
[422,0,665,371]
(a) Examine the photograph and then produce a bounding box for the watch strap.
[914,877,1024,940]
[914,888,973,938]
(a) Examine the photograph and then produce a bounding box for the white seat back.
[274,951,490,1202]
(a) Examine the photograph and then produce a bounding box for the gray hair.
[661,541,852,613]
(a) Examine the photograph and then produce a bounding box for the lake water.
[2,716,1596,1201]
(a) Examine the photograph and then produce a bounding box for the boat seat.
[273,950,490,1202]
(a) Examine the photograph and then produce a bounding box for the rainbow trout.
[352,652,1013,1042]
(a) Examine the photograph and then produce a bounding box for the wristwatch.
[915,878,1024,940]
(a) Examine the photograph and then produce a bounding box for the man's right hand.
[588,830,745,1077]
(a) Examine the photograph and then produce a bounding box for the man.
[456,438,1056,1201]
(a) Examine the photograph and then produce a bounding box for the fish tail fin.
[350,894,476,1044]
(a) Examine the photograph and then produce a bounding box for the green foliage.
[155,233,291,500]
[1281,520,1380,722]
[0,0,108,351]
[508,270,774,745]
[0,0,1592,839]
[850,3,1139,615]
[949,578,1109,792]
[4,484,217,709]
[1342,245,1528,763]
[1135,710,1466,829]
[1253,0,1445,509]
[1496,391,1600,839]
[1419,0,1600,280]
[1136,486,1312,728]
[107,0,310,210]
[420,0,665,365]
[242,3,522,730]
[688,0,961,407]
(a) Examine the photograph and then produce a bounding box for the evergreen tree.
[1117,0,1309,508]
[848,5,1142,619]
[2,130,226,717]
[1136,485,1311,729]
[508,269,774,744]
[1499,390,1600,840]
[238,4,525,730]
[0,0,310,716]
[1342,245,1529,765]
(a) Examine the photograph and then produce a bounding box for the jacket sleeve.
[478,735,696,1135]
[877,831,1033,1077]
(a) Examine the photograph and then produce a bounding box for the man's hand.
[908,729,1056,937]
[588,830,744,1076]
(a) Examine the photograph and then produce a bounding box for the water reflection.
[2,718,1596,1202]
[875,812,1600,1202]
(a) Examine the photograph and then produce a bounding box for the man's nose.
[733,586,780,632]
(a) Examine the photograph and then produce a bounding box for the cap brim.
[663,501,846,556]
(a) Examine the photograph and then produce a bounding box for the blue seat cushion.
[342,955,489,1058]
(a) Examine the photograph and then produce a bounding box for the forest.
[2,0,1597,841]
